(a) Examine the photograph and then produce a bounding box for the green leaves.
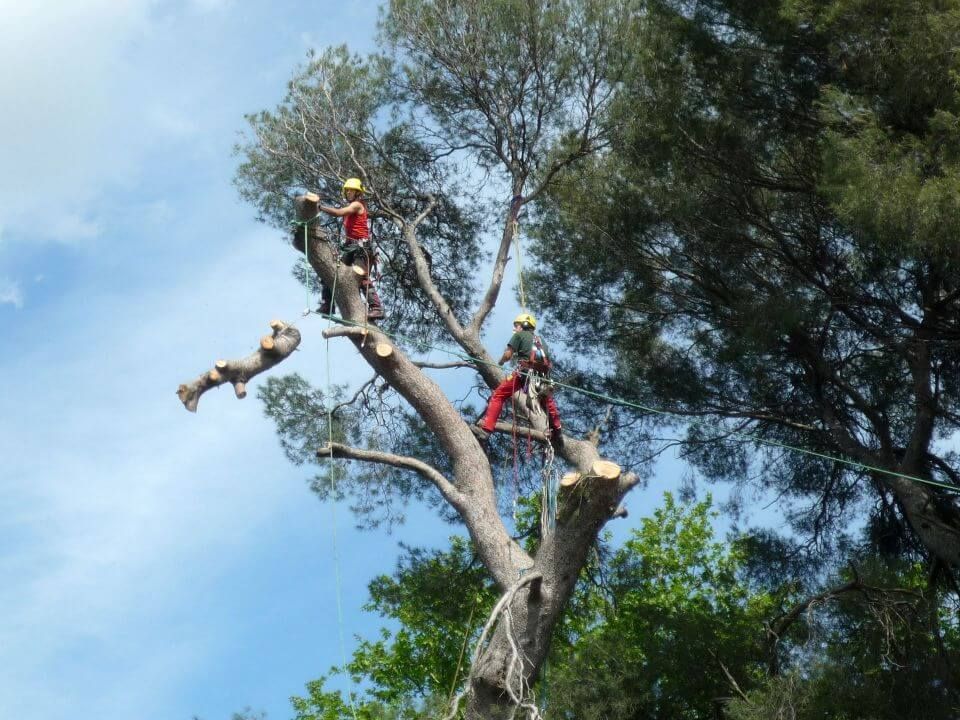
[287,494,960,720]
[530,0,960,557]
[290,538,496,719]
[546,493,776,719]
[258,374,348,466]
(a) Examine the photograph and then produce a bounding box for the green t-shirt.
[508,331,551,365]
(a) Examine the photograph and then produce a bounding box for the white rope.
[443,573,546,720]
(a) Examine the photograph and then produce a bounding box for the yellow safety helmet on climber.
[342,177,365,194]
[514,313,536,329]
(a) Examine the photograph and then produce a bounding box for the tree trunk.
[889,476,960,566]
[293,197,640,716]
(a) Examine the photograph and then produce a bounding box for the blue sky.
[0,3,744,719]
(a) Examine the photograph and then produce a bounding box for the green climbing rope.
[307,312,960,496]
[296,212,358,720]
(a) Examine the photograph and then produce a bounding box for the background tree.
[531,0,960,575]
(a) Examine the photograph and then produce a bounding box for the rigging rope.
[297,214,359,720]
[303,311,960,496]
[447,593,481,710]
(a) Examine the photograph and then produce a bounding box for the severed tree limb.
[177,320,301,412]
[317,440,465,508]
[415,360,477,370]
[322,325,371,340]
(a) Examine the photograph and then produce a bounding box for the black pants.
[320,242,383,311]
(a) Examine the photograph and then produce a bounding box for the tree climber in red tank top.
[316,177,385,321]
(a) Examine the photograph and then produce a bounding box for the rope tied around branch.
[443,572,547,720]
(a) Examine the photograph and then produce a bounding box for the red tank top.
[344,201,369,241]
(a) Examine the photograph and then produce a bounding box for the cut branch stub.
[559,461,621,490]
[375,342,394,359]
[295,193,320,216]
[560,472,581,488]
[591,460,622,480]
[177,320,301,412]
[292,195,324,251]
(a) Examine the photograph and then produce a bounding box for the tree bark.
[293,195,641,717]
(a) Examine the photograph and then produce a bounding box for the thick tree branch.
[765,574,922,674]
[317,440,463,507]
[397,220,502,389]
[300,190,530,587]
[468,193,524,340]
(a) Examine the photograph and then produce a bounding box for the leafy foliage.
[290,537,496,719]
[529,0,960,558]
[546,494,778,719]
[289,496,960,719]
[259,373,467,528]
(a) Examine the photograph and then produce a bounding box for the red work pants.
[480,372,561,433]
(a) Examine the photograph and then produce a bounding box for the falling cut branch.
[177,320,301,412]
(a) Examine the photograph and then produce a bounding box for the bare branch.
[330,373,380,416]
[317,440,464,507]
[468,195,524,338]
[414,360,478,370]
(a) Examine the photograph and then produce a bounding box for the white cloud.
[0,0,245,246]
[0,224,323,720]
[0,1,155,237]
[0,278,23,307]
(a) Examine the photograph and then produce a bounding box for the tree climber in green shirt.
[477,313,563,446]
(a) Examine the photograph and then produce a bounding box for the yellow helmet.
[342,177,366,193]
[514,312,537,329]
